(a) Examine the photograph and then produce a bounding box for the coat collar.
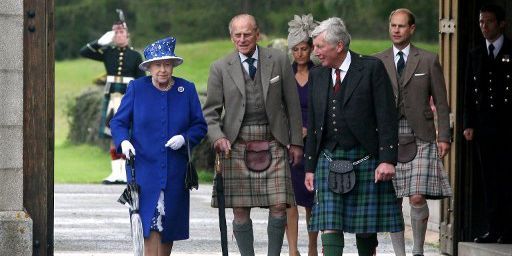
[401,44,420,86]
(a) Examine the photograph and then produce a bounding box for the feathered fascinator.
[287,14,319,49]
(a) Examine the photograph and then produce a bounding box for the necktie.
[245,57,257,80]
[334,69,341,94]
[488,44,495,62]
[397,51,405,77]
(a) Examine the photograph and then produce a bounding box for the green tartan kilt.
[308,147,404,233]
[211,124,295,208]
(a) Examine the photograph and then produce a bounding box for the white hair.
[311,17,351,51]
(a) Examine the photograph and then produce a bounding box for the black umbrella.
[118,151,144,256]
[215,152,229,256]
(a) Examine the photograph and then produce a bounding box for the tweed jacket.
[304,52,398,171]
[375,45,451,143]
[203,46,303,147]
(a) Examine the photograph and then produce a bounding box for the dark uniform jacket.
[304,52,398,172]
[463,36,512,139]
[80,40,145,78]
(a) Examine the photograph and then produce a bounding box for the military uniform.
[80,40,145,136]
[463,35,512,239]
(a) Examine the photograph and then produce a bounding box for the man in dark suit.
[304,17,403,256]
[463,4,512,244]
[202,14,303,256]
[375,9,453,256]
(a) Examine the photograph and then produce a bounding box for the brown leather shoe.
[474,232,499,243]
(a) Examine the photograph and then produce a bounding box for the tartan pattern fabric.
[309,147,404,233]
[211,124,295,208]
[394,119,453,199]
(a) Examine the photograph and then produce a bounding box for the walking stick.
[215,152,229,256]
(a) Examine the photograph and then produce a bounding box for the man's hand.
[288,145,303,167]
[374,162,395,183]
[305,172,315,192]
[463,128,474,141]
[213,138,231,153]
[437,141,451,159]
[98,31,115,46]
[302,127,308,139]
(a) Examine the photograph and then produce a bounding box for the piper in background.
[79,9,145,184]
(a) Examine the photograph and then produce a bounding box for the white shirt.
[393,44,410,68]
[331,51,352,86]
[486,34,504,57]
[239,47,259,75]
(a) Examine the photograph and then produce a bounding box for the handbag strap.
[186,135,192,162]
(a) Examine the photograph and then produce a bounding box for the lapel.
[381,48,399,96]
[227,51,246,98]
[495,36,511,61]
[259,46,274,103]
[316,67,331,126]
[342,51,363,107]
[402,45,420,86]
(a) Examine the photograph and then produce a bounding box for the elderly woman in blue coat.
[110,36,207,255]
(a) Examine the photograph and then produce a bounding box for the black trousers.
[476,136,512,236]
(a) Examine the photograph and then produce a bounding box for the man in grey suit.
[375,8,453,256]
[202,14,303,256]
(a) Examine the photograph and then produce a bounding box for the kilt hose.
[309,147,404,233]
[394,119,452,199]
[211,124,295,208]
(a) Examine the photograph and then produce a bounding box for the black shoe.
[413,254,424,256]
[474,232,499,243]
[497,235,512,244]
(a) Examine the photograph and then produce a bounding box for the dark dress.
[290,62,315,208]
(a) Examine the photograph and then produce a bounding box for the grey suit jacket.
[202,46,303,147]
[375,45,451,143]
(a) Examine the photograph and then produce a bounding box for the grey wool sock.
[267,215,287,256]
[410,203,429,255]
[390,231,406,256]
[233,219,255,256]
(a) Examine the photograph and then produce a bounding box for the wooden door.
[23,0,55,255]
[438,0,457,255]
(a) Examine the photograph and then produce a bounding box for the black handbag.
[397,134,417,163]
[185,136,199,190]
[324,152,371,194]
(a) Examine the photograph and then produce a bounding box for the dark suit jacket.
[375,45,451,143]
[202,46,303,147]
[463,36,512,139]
[304,52,398,172]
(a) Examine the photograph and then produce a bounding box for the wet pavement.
[54,184,442,255]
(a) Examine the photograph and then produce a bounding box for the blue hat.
[139,37,184,71]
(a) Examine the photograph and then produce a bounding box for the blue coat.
[110,76,207,242]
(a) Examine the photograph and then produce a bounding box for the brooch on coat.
[502,54,510,63]
[177,86,184,93]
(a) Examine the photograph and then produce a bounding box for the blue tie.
[245,57,256,80]
[488,44,495,62]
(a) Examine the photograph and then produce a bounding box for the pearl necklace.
[154,78,175,91]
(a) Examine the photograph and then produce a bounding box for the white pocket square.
[414,73,426,76]
[270,76,280,84]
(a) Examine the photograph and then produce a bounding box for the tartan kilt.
[394,119,453,199]
[211,124,295,208]
[308,147,404,233]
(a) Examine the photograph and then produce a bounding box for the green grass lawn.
[55,39,437,183]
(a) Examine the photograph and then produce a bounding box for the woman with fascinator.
[285,14,319,256]
[110,37,207,255]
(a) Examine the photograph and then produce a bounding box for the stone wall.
[0,1,33,255]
